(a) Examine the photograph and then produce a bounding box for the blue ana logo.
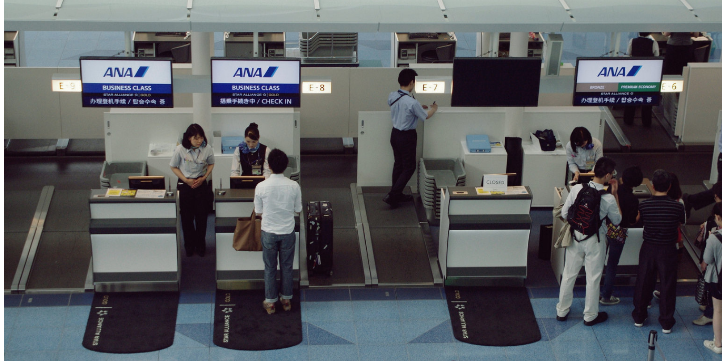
[103,66,149,78]
[596,66,641,77]
[233,67,278,78]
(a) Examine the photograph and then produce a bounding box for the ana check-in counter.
[438,186,533,286]
[214,189,301,289]
[550,181,651,284]
[88,189,179,292]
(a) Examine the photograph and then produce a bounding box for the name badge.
[252,164,262,175]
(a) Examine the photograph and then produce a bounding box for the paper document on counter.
[475,187,505,195]
[106,188,122,197]
[135,189,166,199]
[506,186,529,195]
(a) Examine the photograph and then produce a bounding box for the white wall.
[678,63,722,145]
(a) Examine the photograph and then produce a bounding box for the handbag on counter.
[232,211,263,251]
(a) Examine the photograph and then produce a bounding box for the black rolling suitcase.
[307,201,333,276]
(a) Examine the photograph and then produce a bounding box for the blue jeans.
[262,230,296,303]
[602,239,625,299]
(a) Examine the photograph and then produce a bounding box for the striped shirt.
[638,196,686,245]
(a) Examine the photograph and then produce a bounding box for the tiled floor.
[4,288,722,361]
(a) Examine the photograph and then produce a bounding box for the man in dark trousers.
[383,68,438,207]
[623,33,659,126]
[632,169,686,333]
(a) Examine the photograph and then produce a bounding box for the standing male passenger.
[632,169,686,333]
[254,149,302,314]
[384,68,438,208]
[557,157,622,326]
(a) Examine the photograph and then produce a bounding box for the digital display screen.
[211,58,301,107]
[79,57,173,108]
[451,57,541,107]
[573,57,664,106]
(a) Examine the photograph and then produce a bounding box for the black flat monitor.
[230,176,265,189]
[451,57,542,107]
[128,176,166,190]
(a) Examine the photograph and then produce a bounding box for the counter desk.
[214,189,302,290]
[88,189,179,292]
[550,182,651,284]
[438,186,533,286]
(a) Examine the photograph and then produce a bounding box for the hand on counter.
[573,171,580,182]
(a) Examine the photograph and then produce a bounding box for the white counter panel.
[216,233,299,271]
[448,199,532,216]
[447,229,530,268]
[90,203,176,219]
[522,142,567,207]
[91,234,177,273]
[460,140,507,188]
[216,202,255,218]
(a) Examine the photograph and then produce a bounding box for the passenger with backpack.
[556,157,622,326]
[632,170,686,333]
[701,203,722,354]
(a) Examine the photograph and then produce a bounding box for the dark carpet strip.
[213,289,302,350]
[82,292,179,353]
[445,286,541,346]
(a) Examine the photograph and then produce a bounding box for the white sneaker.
[662,328,672,334]
[599,295,621,305]
[693,315,713,326]
[634,319,646,327]
[704,340,722,354]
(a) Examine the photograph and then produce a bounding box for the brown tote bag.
[232,211,262,251]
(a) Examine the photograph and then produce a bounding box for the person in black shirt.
[231,123,270,178]
[632,169,686,333]
[600,166,643,305]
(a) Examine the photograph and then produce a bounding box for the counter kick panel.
[447,230,530,268]
[90,234,178,274]
[215,202,255,219]
[90,202,176,219]
[26,232,91,290]
[370,227,433,285]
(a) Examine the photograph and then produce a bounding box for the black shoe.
[556,315,568,322]
[584,312,608,326]
[185,247,195,257]
[383,194,399,208]
[399,194,414,202]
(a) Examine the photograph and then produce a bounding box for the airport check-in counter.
[88,189,179,292]
[438,186,533,286]
[214,189,300,289]
[550,181,651,284]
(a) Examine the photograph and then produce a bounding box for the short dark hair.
[651,169,671,193]
[181,123,206,149]
[570,127,593,153]
[267,148,289,174]
[667,173,682,201]
[245,122,260,141]
[593,157,616,178]
[713,182,722,200]
[714,202,722,218]
[622,166,643,188]
[398,68,418,87]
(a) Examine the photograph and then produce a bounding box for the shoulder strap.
[390,91,408,106]
[714,231,722,243]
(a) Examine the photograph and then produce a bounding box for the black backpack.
[534,129,557,151]
[567,183,606,242]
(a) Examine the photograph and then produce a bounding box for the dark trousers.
[632,242,678,329]
[623,105,653,126]
[687,153,722,211]
[178,181,211,254]
[602,239,626,299]
[389,128,417,198]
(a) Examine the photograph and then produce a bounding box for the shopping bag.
[553,203,572,249]
[232,211,262,251]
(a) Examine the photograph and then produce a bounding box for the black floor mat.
[82,292,179,353]
[445,286,541,346]
[213,289,302,350]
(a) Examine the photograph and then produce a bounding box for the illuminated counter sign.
[573,58,663,107]
[415,81,445,94]
[52,79,82,92]
[661,80,683,93]
[211,58,301,107]
[302,82,332,94]
[79,57,173,108]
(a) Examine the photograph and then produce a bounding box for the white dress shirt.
[254,173,302,235]
[169,144,215,178]
[565,138,603,173]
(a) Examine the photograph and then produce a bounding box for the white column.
[490,33,500,57]
[253,32,259,57]
[125,31,133,57]
[479,32,490,57]
[505,32,528,137]
[191,32,213,139]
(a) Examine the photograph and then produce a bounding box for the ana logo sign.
[103,66,149,78]
[233,67,278,78]
[596,66,641,77]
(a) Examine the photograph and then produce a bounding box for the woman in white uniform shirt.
[170,124,215,257]
[566,126,603,184]
[231,122,270,178]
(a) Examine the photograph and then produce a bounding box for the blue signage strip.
[83,83,173,94]
[211,83,299,94]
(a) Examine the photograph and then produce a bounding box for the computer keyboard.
[409,33,439,39]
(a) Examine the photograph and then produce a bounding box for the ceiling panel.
[5,0,59,31]
[561,0,701,32]
[53,0,189,31]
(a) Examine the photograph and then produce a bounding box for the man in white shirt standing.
[557,157,622,326]
[254,149,302,314]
